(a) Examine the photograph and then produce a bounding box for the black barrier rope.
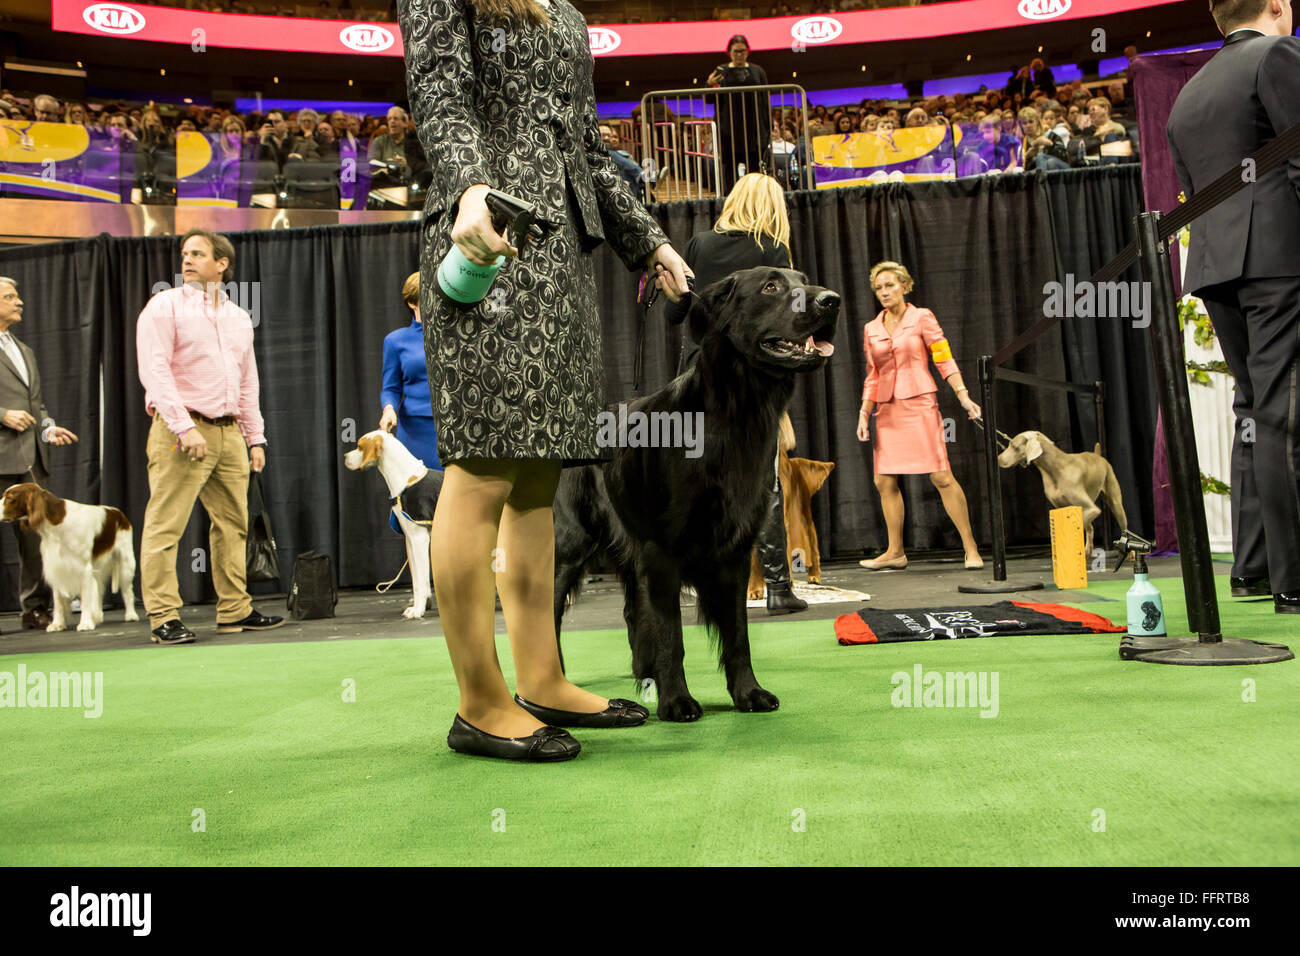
[994,121,1300,368]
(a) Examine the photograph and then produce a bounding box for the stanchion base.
[1120,635,1294,665]
[957,578,1046,594]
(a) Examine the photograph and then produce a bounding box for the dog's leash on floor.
[376,559,408,593]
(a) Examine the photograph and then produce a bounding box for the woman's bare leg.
[500,460,610,713]
[875,473,907,558]
[430,459,545,738]
[930,470,981,561]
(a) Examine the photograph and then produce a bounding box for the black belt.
[187,409,237,426]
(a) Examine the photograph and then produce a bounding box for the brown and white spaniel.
[1,483,139,632]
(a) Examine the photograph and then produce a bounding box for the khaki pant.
[141,414,252,627]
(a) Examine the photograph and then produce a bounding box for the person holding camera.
[707,34,770,195]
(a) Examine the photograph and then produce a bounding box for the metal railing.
[636,84,813,202]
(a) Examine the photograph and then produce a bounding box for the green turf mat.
[1,574,1295,866]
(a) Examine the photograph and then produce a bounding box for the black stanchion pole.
[1120,211,1290,664]
[1095,379,1111,561]
[958,357,1042,593]
[1136,212,1219,640]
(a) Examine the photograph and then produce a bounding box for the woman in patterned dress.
[398,0,692,761]
[856,261,984,571]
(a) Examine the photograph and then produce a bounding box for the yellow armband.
[929,338,953,363]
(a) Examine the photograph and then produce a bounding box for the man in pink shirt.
[136,229,283,645]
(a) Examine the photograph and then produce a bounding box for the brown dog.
[747,450,836,599]
[997,430,1127,556]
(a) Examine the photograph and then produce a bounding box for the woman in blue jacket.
[379,272,441,470]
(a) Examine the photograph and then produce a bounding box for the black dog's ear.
[687,274,738,343]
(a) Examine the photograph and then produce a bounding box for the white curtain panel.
[1179,233,1235,551]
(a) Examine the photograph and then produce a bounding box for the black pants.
[1,464,53,614]
[1200,275,1300,592]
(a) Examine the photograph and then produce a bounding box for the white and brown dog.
[1,483,139,631]
[344,430,442,619]
[998,430,1128,555]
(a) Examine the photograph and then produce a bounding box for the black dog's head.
[687,267,840,373]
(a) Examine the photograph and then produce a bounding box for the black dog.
[553,267,840,721]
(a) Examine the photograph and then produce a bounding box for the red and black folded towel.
[834,601,1124,645]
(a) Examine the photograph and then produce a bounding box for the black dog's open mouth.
[761,315,837,363]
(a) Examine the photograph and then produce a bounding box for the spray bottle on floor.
[1113,530,1165,637]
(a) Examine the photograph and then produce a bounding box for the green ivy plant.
[1201,473,1230,497]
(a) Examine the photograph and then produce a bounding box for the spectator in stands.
[976,117,1020,172]
[904,108,928,128]
[1106,80,1133,118]
[599,123,643,192]
[1030,57,1056,98]
[328,109,347,136]
[288,108,324,161]
[368,105,411,179]
[217,116,247,165]
[1066,103,1083,132]
[877,116,897,134]
[62,102,87,126]
[317,120,338,154]
[257,109,292,168]
[204,111,223,134]
[1033,106,1075,170]
[885,107,901,126]
[105,113,136,142]
[1007,65,1034,101]
[707,34,770,191]
[33,95,59,123]
[832,112,854,135]
[1082,96,1132,162]
[861,114,879,132]
[177,119,197,133]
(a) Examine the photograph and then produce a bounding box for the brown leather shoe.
[23,608,52,630]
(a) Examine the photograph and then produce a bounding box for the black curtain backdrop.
[0,166,1155,609]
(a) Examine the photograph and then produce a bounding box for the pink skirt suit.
[861,304,961,475]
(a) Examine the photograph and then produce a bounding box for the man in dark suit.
[1167,0,1300,614]
[0,277,79,628]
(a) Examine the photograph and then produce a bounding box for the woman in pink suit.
[855,261,984,570]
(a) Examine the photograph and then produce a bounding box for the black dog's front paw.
[658,695,704,722]
[733,685,780,713]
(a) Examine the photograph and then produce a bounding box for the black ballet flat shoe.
[446,714,581,762]
[514,694,649,728]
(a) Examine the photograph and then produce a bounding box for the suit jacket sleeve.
[918,310,959,380]
[380,332,403,412]
[863,323,879,403]
[1258,37,1300,200]
[578,72,668,270]
[398,0,495,211]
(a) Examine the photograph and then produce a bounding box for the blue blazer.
[381,318,433,420]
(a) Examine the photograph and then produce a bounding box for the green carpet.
[1,574,1296,866]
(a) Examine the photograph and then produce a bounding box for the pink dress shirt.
[136,283,265,445]
[862,304,960,404]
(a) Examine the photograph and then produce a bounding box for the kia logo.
[1017,0,1072,20]
[339,24,395,52]
[791,16,842,44]
[588,27,621,55]
[82,3,145,35]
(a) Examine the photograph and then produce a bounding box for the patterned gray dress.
[398,0,669,466]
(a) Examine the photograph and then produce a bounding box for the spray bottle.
[433,189,544,305]
[1113,530,1165,637]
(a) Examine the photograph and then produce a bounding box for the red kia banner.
[52,0,1171,58]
